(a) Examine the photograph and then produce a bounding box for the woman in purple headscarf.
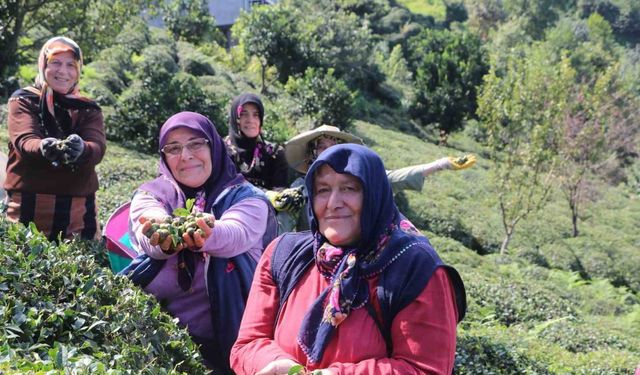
[231,144,466,375]
[121,112,277,373]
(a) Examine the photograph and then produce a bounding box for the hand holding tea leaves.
[140,198,215,254]
[448,154,476,170]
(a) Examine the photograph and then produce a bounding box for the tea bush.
[455,333,551,374]
[538,319,634,353]
[467,278,578,326]
[0,219,205,373]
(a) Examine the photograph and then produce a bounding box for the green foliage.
[284,68,355,130]
[397,0,447,21]
[467,276,578,326]
[539,318,635,353]
[95,142,158,224]
[234,0,379,92]
[478,45,576,252]
[176,41,216,76]
[234,4,302,86]
[455,332,552,374]
[464,0,507,39]
[106,44,225,153]
[374,44,415,108]
[577,0,640,42]
[406,28,488,133]
[162,0,224,45]
[502,0,566,39]
[0,218,205,373]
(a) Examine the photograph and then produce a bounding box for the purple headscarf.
[144,111,244,212]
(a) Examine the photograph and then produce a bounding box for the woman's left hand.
[182,213,214,249]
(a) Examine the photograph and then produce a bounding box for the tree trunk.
[0,6,25,93]
[568,184,580,237]
[260,63,266,95]
[500,229,513,255]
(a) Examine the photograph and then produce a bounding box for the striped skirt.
[5,191,101,242]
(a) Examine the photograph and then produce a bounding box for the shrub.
[177,41,216,76]
[538,320,633,353]
[467,278,578,326]
[107,43,226,153]
[0,218,205,373]
[284,67,355,130]
[455,333,551,374]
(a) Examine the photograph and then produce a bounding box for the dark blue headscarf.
[305,143,398,254]
[297,144,425,363]
[227,93,265,161]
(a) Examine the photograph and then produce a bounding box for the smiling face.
[164,127,212,188]
[44,51,79,94]
[312,164,363,247]
[237,102,261,139]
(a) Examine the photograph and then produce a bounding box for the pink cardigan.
[231,241,459,374]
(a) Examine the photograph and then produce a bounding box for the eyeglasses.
[161,138,209,156]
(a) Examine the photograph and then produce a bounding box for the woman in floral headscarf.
[4,36,106,241]
[231,144,466,375]
[225,93,289,191]
[225,93,295,233]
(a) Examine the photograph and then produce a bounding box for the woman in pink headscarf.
[4,36,106,241]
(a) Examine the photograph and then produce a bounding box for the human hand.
[448,154,476,170]
[255,359,302,375]
[40,137,64,163]
[182,213,215,249]
[139,215,184,255]
[63,134,85,163]
[272,186,305,212]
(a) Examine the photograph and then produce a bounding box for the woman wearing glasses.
[123,111,277,373]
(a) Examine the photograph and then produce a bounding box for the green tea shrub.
[538,320,634,353]
[467,279,578,326]
[455,333,551,374]
[539,243,587,276]
[177,42,216,76]
[0,219,205,373]
[95,143,158,224]
[513,246,550,268]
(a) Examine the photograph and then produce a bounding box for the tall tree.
[478,48,572,253]
[0,0,154,95]
[0,0,47,95]
[233,0,375,90]
[406,28,487,133]
[233,4,301,93]
[162,0,223,45]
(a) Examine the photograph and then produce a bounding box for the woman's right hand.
[139,215,183,254]
[255,359,302,375]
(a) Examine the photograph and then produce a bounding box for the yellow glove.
[265,190,279,208]
[448,154,476,170]
[273,186,305,212]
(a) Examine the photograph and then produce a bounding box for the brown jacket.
[4,92,106,196]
